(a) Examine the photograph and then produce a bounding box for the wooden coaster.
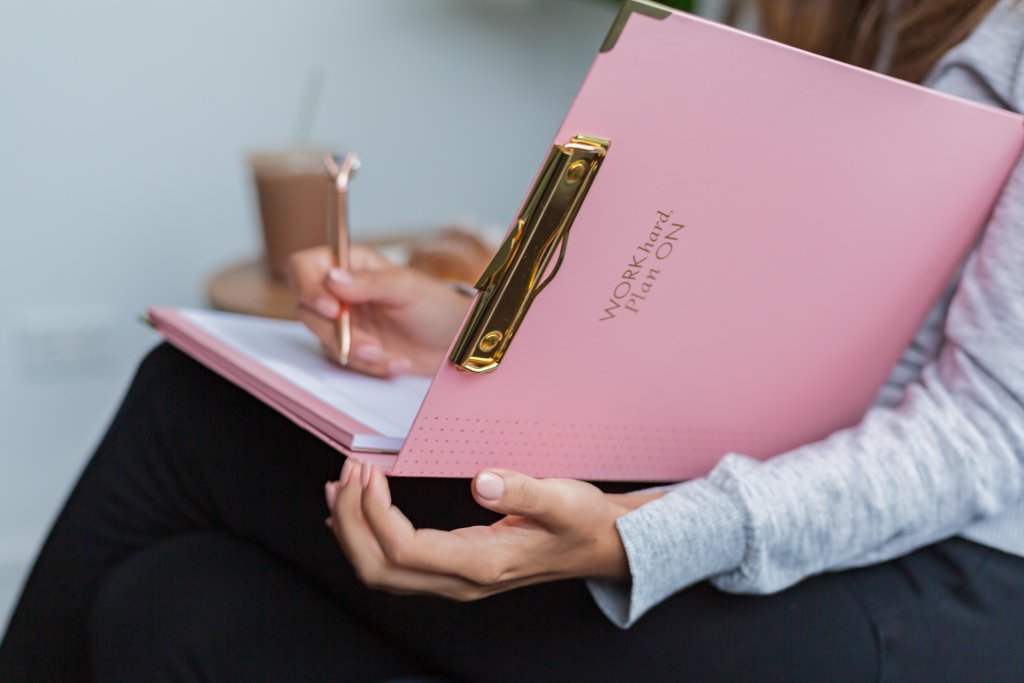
[206,259,296,320]
[205,227,498,321]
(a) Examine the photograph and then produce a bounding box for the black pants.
[1,344,1022,682]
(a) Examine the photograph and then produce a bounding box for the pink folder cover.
[391,7,1024,479]
[154,5,1024,481]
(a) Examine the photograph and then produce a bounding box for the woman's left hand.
[324,461,662,600]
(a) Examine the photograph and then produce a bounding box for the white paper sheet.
[180,309,430,449]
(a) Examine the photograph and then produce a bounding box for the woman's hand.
[286,245,472,377]
[324,462,664,600]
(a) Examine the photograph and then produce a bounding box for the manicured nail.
[360,462,373,489]
[356,344,384,362]
[325,481,339,509]
[388,358,412,375]
[475,472,504,501]
[328,268,353,286]
[314,296,340,319]
[340,459,353,487]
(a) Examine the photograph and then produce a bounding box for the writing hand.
[287,245,471,377]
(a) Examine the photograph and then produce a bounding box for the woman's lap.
[88,532,436,683]
[2,343,1022,682]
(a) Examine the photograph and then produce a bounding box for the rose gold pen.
[323,150,360,366]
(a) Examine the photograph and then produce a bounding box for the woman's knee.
[129,342,232,407]
[83,344,235,482]
[110,342,284,470]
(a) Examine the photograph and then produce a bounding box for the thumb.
[326,267,417,306]
[472,469,566,524]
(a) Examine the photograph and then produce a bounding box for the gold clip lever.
[450,134,610,373]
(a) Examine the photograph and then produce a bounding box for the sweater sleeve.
[588,125,1024,631]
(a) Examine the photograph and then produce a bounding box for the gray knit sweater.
[588,0,1024,629]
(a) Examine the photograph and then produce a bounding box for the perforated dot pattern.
[390,415,791,480]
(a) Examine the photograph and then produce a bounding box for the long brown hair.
[726,0,1002,84]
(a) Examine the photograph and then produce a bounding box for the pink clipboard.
[154,2,1024,481]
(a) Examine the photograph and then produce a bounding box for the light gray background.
[0,0,722,628]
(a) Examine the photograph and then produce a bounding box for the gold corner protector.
[600,0,673,54]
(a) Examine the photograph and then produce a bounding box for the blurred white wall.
[0,0,630,628]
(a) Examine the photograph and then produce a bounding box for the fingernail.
[356,344,384,362]
[360,462,372,489]
[324,517,333,528]
[325,481,339,509]
[340,459,353,487]
[314,296,340,319]
[329,268,353,286]
[388,358,412,375]
[475,472,504,501]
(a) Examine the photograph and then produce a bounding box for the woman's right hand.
[287,245,473,378]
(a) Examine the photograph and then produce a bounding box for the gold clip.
[450,134,610,373]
